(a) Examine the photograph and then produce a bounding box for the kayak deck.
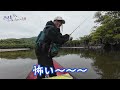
[26,60,72,79]
[46,73,73,79]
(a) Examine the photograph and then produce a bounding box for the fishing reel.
[69,37,73,41]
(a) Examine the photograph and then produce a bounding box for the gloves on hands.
[63,34,69,42]
[64,34,73,41]
[64,34,69,38]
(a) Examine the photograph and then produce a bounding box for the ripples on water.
[0,49,120,79]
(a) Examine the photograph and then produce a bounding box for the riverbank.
[0,44,119,53]
[61,45,103,49]
[61,47,84,49]
[0,48,30,52]
[0,46,102,52]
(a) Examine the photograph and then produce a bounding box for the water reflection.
[0,50,37,59]
[0,49,120,79]
[56,48,120,79]
[0,50,37,79]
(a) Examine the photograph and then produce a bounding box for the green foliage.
[87,11,120,45]
[68,11,120,47]
[0,37,37,49]
[1,11,120,49]
[113,34,120,40]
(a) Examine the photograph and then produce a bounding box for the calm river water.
[0,48,120,79]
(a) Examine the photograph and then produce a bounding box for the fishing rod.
[69,16,90,36]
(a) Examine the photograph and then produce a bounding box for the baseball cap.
[54,16,65,24]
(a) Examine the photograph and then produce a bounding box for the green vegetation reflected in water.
[0,50,37,59]
[57,48,120,79]
[0,49,120,79]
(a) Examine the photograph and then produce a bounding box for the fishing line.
[69,16,91,36]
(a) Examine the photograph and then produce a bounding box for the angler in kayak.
[35,16,70,79]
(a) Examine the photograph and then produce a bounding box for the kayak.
[26,60,73,79]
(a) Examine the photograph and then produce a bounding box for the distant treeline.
[0,11,120,50]
[63,11,120,50]
[0,37,37,49]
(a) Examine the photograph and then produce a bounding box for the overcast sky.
[0,11,97,40]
